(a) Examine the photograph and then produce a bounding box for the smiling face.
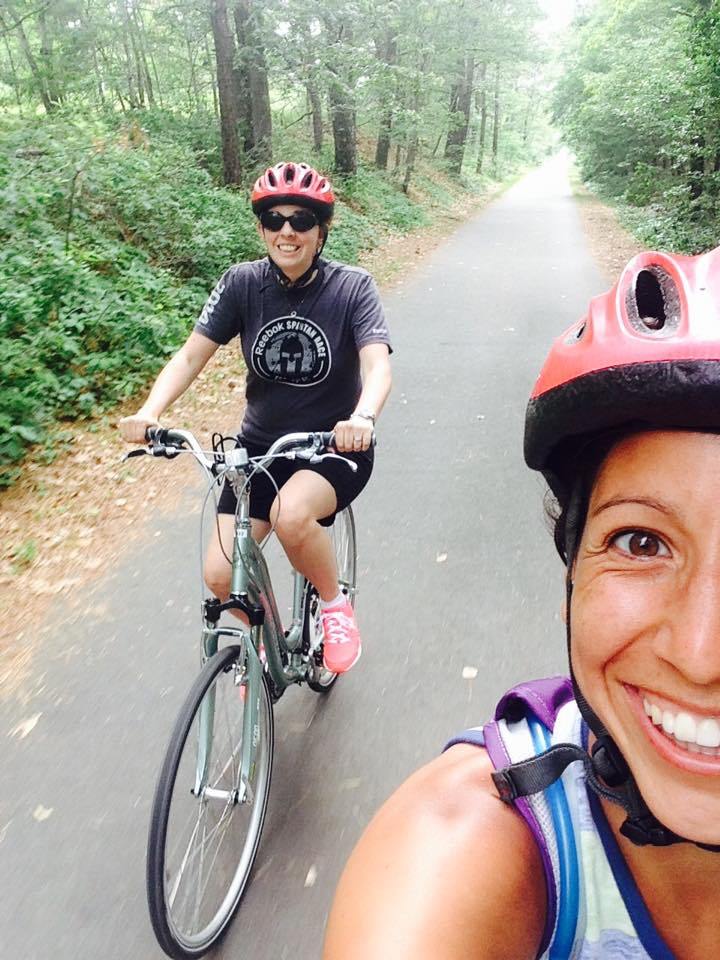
[257,203,322,282]
[572,430,720,844]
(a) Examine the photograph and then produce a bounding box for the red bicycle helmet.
[525,246,720,498]
[251,162,335,221]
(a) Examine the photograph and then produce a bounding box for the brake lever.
[308,452,358,472]
[122,448,150,461]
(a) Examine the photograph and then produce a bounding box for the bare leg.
[269,470,339,601]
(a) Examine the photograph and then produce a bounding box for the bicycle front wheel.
[331,505,357,604]
[147,645,274,959]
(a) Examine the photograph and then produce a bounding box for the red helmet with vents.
[525,247,720,497]
[251,162,335,221]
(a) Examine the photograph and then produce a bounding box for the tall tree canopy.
[0,0,549,183]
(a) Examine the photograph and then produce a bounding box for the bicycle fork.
[192,621,265,807]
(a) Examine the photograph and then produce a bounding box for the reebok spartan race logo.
[252,316,331,386]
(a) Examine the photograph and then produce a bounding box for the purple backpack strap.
[444,676,573,959]
[492,676,574,730]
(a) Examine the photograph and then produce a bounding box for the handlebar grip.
[146,426,189,447]
[145,426,166,444]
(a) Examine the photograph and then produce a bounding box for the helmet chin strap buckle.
[620,815,680,847]
[590,736,629,787]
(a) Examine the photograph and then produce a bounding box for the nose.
[279,219,296,237]
[660,569,720,686]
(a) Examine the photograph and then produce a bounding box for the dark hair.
[545,427,641,564]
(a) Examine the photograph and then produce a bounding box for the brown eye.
[612,531,669,558]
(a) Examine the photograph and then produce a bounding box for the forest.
[0,0,551,484]
[3,0,720,486]
[555,0,720,252]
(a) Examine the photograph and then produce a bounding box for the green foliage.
[0,115,255,484]
[555,0,720,252]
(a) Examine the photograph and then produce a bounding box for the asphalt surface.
[1,154,606,960]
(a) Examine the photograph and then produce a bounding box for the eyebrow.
[590,496,674,519]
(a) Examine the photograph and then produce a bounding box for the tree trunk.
[230,8,254,151]
[11,13,54,112]
[306,77,324,151]
[37,9,63,107]
[328,75,357,175]
[374,30,397,170]
[121,1,146,106]
[492,64,501,173]
[475,63,488,174]
[233,0,272,163]
[402,135,417,194]
[204,32,220,118]
[0,14,24,114]
[121,30,140,107]
[324,15,357,175]
[445,54,475,175]
[402,69,424,194]
[132,4,160,107]
[130,4,159,107]
[210,0,242,185]
[186,31,200,110]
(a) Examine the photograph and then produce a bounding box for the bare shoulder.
[323,745,546,960]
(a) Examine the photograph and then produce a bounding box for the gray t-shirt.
[194,258,391,446]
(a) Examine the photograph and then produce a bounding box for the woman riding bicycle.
[323,248,720,957]
[119,161,392,674]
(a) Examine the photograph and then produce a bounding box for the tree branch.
[0,0,54,37]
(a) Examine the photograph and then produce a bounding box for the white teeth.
[674,712,697,743]
[697,718,720,748]
[642,695,720,753]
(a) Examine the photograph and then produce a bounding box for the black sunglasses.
[259,210,319,233]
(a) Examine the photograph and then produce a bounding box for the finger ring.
[353,435,362,443]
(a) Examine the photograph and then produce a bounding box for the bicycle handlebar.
[132,427,360,474]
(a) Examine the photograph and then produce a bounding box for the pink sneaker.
[321,599,361,674]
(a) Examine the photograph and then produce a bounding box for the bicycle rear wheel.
[307,506,358,692]
[147,644,274,959]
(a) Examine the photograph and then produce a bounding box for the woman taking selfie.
[323,247,720,958]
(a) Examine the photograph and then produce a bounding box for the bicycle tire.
[306,506,358,693]
[147,644,274,959]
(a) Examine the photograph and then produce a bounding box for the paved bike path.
[1,154,606,959]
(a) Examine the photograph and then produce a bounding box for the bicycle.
[127,428,358,959]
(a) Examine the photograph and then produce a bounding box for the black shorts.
[217,438,374,526]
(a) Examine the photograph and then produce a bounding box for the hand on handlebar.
[118,410,160,444]
[332,415,374,453]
